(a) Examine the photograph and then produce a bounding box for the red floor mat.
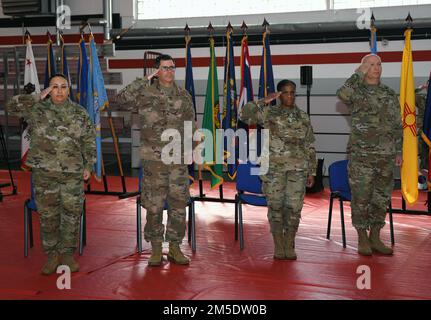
[1,170,430,300]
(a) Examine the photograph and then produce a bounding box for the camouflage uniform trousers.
[261,163,307,234]
[32,168,84,256]
[141,160,190,243]
[348,153,394,230]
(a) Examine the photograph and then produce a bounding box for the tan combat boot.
[148,241,163,266]
[284,230,297,260]
[168,242,190,265]
[369,226,393,255]
[272,233,285,260]
[61,254,80,273]
[41,254,60,275]
[357,229,372,256]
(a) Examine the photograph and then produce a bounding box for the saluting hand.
[418,82,429,91]
[260,92,281,105]
[40,86,54,100]
[147,69,159,82]
[356,61,371,75]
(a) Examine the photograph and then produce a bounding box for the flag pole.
[107,108,127,194]
[84,25,129,197]
[402,12,413,211]
[208,22,225,200]
[184,24,205,197]
[370,12,377,54]
[392,13,429,214]
[192,22,235,204]
[219,22,235,201]
[98,21,128,193]
[262,18,270,99]
[198,23,217,199]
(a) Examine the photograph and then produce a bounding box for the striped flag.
[400,28,418,205]
[21,32,40,170]
[256,28,275,157]
[237,33,255,162]
[238,35,254,118]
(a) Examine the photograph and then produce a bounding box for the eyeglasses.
[160,66,176,72]
[281,91,295,96]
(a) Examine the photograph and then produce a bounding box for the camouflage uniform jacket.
[6,95,96,173]
[337,70,402,156]
[240,101,317,175]
[117,79,196,163]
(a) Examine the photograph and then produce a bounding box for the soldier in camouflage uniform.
[117,54,195,266]
[337,54,402,256]
[239,79,317,260]
[6,74,96,275]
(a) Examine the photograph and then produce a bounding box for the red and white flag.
[22,33,40,170]
[238,35,254,118]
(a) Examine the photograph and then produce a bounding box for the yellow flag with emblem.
[399,28,418,205]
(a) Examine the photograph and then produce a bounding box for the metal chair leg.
[24,201,29,257]
[340,199,346,248]
[137,196,142,254]
[136,197,140,250]
[234,195,238,241]
[188,202,192,244]
[79,212,84,256]
[83,200,87,246]
[388,200,395,245]
[191,200,196,252]
[327,193,334,239]
[239,200,244,250]
[28,208,34,248]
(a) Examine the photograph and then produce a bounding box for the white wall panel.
[315,134,349,153]
[311,115,351,134]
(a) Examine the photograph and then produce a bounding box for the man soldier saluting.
[337,54,402,256]
[117,54,196,266]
